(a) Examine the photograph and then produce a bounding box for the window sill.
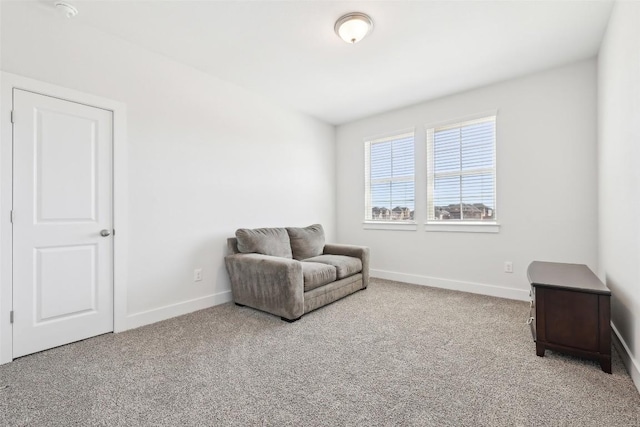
[424,222,500,233]
[363,221,418,231]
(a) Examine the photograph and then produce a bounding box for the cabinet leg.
[536,343,545,357]
[600,357,612,374]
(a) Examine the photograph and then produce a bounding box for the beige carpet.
[0,278,638,426]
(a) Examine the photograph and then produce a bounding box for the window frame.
[363,129,417,230]
[425,112,499,233]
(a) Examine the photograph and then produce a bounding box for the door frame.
[0,72,128,364]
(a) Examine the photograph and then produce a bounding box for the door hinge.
[10,210,13,223]
[10,111,14,124]
[9,311,13,324]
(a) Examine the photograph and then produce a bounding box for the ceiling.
[31,1,615,124]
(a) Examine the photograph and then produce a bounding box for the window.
[364,131,415,222]
[426,116,496,223]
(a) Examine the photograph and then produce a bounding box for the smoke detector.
[54,1,78,18]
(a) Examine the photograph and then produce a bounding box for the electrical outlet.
[193,268,203,282]
[504,261,513,273]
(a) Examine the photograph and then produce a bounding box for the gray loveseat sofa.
[225,224,369,322]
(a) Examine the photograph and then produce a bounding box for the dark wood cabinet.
[527,261,611,374]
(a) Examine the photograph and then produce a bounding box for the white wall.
[0,2,335,326]
[336,60,598,300]
[598,1,640,390]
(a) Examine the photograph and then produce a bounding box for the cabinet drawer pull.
[526,317,534,325]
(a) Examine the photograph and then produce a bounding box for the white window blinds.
[426,116,496,222]
[364,131,415,221]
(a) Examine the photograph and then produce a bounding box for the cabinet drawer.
[528,299,536,340]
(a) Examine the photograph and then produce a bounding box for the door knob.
[100,229,111,237]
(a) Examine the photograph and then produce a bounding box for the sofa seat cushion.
[300,262,337,292]
[303,255,362,280]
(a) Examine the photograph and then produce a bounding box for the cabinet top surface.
[527,261,610,295]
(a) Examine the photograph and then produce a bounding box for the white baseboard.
[611,322,640,394]
[371,269,530,301]
[125,291,233,330]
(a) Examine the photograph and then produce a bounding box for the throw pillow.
[286,224,325,260]
[235,227,293,258]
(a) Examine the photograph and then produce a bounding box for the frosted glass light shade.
[335,13,373,44]
[54,1,78,18]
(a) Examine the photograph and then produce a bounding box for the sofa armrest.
[225,253,304,320]
[323,244,370,289]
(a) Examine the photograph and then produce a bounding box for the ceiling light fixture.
[334,12,373,44]
[54,1,78,18]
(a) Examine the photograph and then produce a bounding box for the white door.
[12,89,114,358]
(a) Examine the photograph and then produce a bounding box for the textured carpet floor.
[0,278,639,426]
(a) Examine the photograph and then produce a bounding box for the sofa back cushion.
[286,224,325,260]
[235,227,293,258]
